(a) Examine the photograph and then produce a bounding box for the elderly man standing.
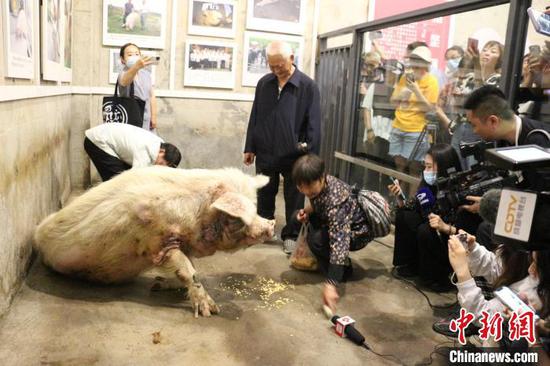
[244,41,321,254]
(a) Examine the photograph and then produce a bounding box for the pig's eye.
[225,216,245,233]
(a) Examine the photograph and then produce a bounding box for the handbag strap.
[114,79,136,98]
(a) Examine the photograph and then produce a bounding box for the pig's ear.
[211,192,256,226]
[252,174,269,189]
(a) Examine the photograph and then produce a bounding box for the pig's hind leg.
[161,249,219,318]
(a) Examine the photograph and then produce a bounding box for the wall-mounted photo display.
[184,40,236,89]
[102,0,167,49]
[60,0,72,81]
[188,0,236,38]
[246,0,305,35]
[41,0,62,81]
[242,31,303,87]
[2,0,37,79]
[108,47,156,85]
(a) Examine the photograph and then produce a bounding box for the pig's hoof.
[190,286,220,318]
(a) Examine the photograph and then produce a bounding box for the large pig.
[34,166,275,317]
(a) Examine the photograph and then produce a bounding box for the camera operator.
[389,143,482,292]
[463,85,550,197]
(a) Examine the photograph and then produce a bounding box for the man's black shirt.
[244,66,321,170]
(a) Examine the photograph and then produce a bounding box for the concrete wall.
[0,96,73,314]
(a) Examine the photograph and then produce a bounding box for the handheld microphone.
[416,187,442,239]
[416,187,436,217]
[331,315,366,346]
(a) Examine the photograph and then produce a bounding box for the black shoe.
[427,280,455,293]
[394,265,418,278]
[433,312,480,338]
[343,264,354,282]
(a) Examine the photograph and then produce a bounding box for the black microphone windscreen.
[331,315,339,324]
[480,189,502,224]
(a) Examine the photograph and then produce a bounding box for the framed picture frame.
[41,0,62,81]
[184,40,236,89]
[242,31,303,87]
[109,48,156,85]
[60,0,72,82]
[2,0,37,79]
[246,0,305,35]
[188,0,236,38]
[102,0,167,49]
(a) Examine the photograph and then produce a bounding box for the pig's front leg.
[162,249,219,317]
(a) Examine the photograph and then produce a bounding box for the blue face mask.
[423,170,437,186]
[125,55,140,68]
[446,58,461,73]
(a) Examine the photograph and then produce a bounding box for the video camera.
[434,141,520,214]
[483,144,550,251]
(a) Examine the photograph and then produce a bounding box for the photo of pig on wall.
[33,167,275,318]
[102,0,167,49]
[188,0,236,38]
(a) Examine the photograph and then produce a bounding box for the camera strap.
[526,128,550,142]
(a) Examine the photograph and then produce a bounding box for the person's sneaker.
[283,239,296,254]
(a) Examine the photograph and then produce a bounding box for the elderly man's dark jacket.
[244,67,321,170]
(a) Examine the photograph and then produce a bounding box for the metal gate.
[315,44,352,177]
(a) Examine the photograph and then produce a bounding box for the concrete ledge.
[0,86,255,103]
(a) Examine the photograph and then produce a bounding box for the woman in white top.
[118,43,157,131]
[448,231,550,347]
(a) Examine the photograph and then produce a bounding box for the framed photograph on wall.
[41,0,62,81]
[184,40,236,89]
[108,48,156,85]
[2,0,37,79]
[242,31,303,87]
[102,0,167,49]
[246,0,305,35]
[188,0,236,38]
[60,0,72,82]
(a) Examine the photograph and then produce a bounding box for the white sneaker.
[283,239,296,254]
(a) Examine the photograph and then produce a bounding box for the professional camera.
[481,144,550,251]
[434,141,519,213]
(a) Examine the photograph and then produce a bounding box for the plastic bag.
[289,223,318,271]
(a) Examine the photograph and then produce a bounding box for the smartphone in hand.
[389,176,407,201]
[467,37,479,53]
[494,286,539,320]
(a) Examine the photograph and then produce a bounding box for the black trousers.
[256,166,304,240]
[393,208,482,283]
[84,137,131,181]
[289,213,367,278]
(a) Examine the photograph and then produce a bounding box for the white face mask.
[125,55,140,68]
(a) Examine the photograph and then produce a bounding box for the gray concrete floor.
[0,190,458,366]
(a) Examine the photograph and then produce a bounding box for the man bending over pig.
[84,123,181,181]
[34,167,275,317]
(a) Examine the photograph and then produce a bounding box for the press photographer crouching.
[390,143,482,292]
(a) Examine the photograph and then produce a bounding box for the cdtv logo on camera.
[495,189,537,242]
[102,102,129,124]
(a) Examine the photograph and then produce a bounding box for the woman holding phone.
[389,143,481,292]
[118,42,158,131]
